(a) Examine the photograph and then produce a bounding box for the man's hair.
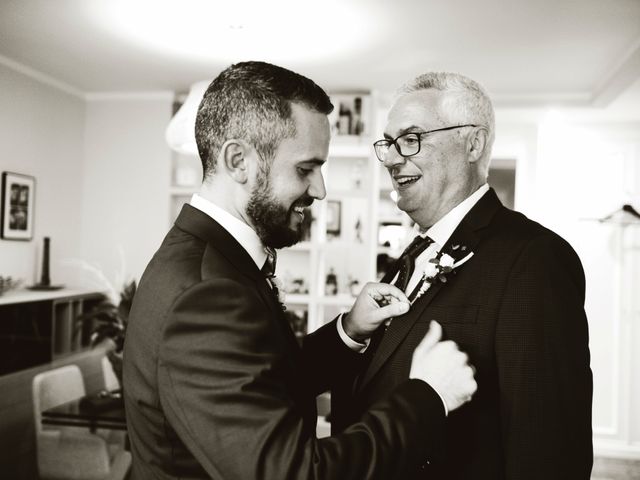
[195,61,333,177]
[399,72,495,157]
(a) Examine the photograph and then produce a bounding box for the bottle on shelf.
[348,276,360,297]
[352,97,364,135]
[325,268,338,296]
[337,103,352,135]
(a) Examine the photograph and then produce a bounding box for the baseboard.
[594,440,640,460]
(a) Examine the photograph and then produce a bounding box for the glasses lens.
[373,140,390,162]
[396,133,421,157]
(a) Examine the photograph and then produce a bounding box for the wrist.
[342,312,367,343]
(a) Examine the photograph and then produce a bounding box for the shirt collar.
[420,184,490,247]
[189,193,267,269]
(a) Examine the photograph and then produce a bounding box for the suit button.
[420,460,431,470]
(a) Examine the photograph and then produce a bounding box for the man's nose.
[308,171,326,200]
[383,146,407,170]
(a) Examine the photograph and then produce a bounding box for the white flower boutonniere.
[413,244,475,302]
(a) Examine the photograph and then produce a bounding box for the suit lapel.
[174,205,301,355]
[358,189,503,391]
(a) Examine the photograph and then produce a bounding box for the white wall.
[0,63,85,285]
[494,111,640,458]
[80,94,173,291]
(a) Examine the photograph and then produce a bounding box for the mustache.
[292,197,314,209]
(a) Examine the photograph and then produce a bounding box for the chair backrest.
[102,356,120,391]
[32,364,86,434]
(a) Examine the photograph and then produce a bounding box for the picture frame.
[326,200,341,235]
[1,172,36,240]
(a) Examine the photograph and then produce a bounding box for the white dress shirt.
[399,184,489,297]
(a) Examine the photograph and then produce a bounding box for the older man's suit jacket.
[123,204,446,480]
[332,188,593,480]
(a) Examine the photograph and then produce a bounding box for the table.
[41,390,127,432]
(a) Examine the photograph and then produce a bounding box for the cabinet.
[0,289,104,375]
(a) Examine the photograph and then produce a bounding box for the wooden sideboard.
[0,288,105,375]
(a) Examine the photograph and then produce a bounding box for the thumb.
[416,320,442,352]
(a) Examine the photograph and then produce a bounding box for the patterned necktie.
[262,246,277,279]
[394,235,434,292]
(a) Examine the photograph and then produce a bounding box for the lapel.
[174,205,301,355]
[358,188,503,391]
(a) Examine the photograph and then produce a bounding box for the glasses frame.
[373,124,478,162]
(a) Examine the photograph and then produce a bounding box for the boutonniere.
[413,244,474,301]
[267,276,287,310]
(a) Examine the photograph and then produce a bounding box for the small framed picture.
[1,172,35,240]
[326,200,341,235]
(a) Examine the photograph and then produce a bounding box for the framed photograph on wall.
[1,172,35,240]
[326,200,341,235]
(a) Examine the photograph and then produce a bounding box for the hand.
[409,321,477,412]
[342,282,410,343]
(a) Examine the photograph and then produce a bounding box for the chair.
[100,355,127,448]
[101,356,119,391]
[32,365,131,480]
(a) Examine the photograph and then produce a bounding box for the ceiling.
[1,0,640,110]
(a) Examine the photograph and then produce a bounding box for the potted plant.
[74,280,136,386]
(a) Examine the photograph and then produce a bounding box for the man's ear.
[467,126,489,164]
[219,140,249,183]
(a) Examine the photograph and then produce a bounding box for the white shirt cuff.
[431,386,449,417]
[336,313,370,353]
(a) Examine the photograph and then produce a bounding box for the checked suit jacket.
[332,188,593,480]
[123,204,448,480]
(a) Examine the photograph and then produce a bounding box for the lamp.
[165,80,210,155]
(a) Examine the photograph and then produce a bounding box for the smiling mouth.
[292,206,305,219]
[394,175,421,189]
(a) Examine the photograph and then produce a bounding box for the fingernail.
[398,302,410,313]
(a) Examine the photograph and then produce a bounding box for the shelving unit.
[169,151,202,222]
[277,93,391,333]
[0,289,104,375]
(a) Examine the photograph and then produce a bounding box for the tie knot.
[402,235,434,260]
[262,246,277,278]
[393,235,434,293]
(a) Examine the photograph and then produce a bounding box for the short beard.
[246,173,311,249]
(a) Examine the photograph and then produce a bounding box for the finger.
[366,282,410,304]
[368,301,410,323]
[416,320,442,351]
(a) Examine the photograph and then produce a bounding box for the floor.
[593,457,640,480]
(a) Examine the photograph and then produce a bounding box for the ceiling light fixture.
[165,80,209,155]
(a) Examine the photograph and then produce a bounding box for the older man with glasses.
[331,72,593,480]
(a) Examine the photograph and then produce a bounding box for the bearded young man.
[123,61,477,480]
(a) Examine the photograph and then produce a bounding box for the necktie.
[394,235,434,292]
[262,246,277,279]
[362,235,434,366]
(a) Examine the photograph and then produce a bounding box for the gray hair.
[399,72,495,158]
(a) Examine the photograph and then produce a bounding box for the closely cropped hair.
[195,61,333,177]
[400,72,495,153]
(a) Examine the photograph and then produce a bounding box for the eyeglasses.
[372,124,478,162]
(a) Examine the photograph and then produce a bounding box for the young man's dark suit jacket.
[332,188,593,480]
[123,204,447,480]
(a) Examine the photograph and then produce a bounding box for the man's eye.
[402,136,419,145]
[297,167,313,176]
